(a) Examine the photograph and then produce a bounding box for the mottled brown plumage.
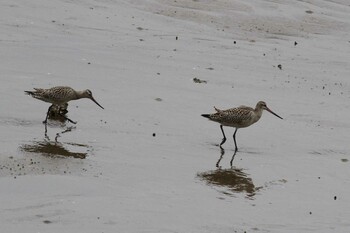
[202,101,283,154]
[208,105,260,128]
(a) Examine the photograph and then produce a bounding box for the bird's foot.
[216,147,225,168]
[68,120,77,124]
[59,114,77,124]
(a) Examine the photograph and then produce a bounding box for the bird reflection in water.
[216,147,237,167]
[20,138,88,159]
[53,126,76,142]
[43,103,70,136]
[197,168,261,199]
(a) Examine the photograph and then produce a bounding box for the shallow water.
[197,168,260,199]
[1,0,350,232]
[20,139,88,159]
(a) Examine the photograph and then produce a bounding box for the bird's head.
[257,101,282,119]
[83,89,104,109]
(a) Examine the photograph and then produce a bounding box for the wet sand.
[1,0,350,232]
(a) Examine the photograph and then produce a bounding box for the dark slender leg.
[43,105,54,136]
[55,126,76,142]
[216,147,225,168]
[219,125,226,147]
[230,151,237,167]
[43,105,53,124]
[44,122,48,136]
[230,128,238,166]
[233,128,238,152]
[58,113,77,124]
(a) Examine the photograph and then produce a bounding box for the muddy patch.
[0,140,96,178]
[20,140,89,159]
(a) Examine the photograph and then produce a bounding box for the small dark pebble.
[88,62,91,65]
[277,64,282,70]
[176,36,178,40]
[305,10,313,14]
[294,41,298,46]
[43,220,52,224]
[334,196,337,200]
[233,41,236,44]
[309,211,312,215]
[152,133,156,137]
[157,72,160,75]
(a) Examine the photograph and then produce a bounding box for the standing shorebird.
[202,101,283,154]
[25,86,104,127]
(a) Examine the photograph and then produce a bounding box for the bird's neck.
[253,108,263,123]
[74,91,84,100]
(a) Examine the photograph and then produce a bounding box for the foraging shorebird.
[25,86,104,125]
[202,101,283,153]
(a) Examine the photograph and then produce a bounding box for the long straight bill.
[266,107,283,119]
[91,97,104,109]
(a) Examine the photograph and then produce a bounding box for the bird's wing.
[213,107,252,124]
[49,86,76,102]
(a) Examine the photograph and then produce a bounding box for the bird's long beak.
[266,107,283,119]
[90,96,104,109]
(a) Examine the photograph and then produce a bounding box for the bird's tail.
[24,91,34,96]
[201,114,211,119]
